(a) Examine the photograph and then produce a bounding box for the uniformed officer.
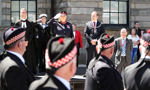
[84,33,123,90]
[29,36,77,90]
[0,27,35,90]
[84,11,105,67]
[124,33,150,90]
[35,14,53,72]
[47,11,73,37]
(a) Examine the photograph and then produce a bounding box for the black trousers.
[86,45,97,67]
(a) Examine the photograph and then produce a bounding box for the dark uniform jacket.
[47,18,73,38]
[35,23,53,52]
[14,19,37,74]
[84,21,105,48]
[0,52,35,90]
[124,58,150,90]
[84,55,123,90]
[29,74,68,90]
[35,23,53,72]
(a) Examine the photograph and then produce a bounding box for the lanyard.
[93,22,96,30]
[121,39,126,48]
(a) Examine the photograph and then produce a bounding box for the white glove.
[36,19,42,22]
[54,13,61,19]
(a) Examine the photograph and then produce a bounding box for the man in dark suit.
[84,11,105,67]
[84,34,123,90]
[0,27,35,90]
[72,24,83,67]
[124,33,150,90]
[48,11,73,38]
[29,36,77,90]
[114,28,133,74]
[14,8,37,74]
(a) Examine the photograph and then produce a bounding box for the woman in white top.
[127,28,140,64]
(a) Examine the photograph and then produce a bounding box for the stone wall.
[130,0,150,30]
[1,0,11,27]
[37,0,51,20]
[54,0,103,36]
[54,0,150,36]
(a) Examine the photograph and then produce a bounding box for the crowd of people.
[0,8,150,90]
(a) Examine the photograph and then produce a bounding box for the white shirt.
[21,22,27,28]
[121,37,126,56]
[73,31,76,38]
[54,75,71,90]
[92,21,97,26]
[127,35,139,48]
[40,23,48,29]
[7,51,25,64]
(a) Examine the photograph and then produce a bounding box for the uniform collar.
[61,21,67,24]
[21,18,27,22]
[100,55,115,68]
[54,75,71,90]
[7,50,25,64]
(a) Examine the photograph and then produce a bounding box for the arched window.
[11,0,37,25]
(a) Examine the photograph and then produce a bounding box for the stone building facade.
[0,0,51,27]
[54,0,150,35]
[0,0,150,31]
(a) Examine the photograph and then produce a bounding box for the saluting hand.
[54,13,61,19]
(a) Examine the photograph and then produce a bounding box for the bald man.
[114,28,133,74]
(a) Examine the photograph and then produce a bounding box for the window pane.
[11,12,19,23]
[20,1,27,10]
[119,13,127,24]
[28,1,36,11]
[11,1,19,11]
[103,1,109,12]
[103,13,109,24]
[119,2,127,12]
[28,12,36,22]
[111,1,118,12]
[111,13,118,24]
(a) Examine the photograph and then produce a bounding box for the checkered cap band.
[45,46,77,68]
[5,31,26,45]
[61,13,67,15]
[98,41,115,48]
[140,39,150,47]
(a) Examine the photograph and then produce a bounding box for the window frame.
[102,0,129,28]
[10,0,37,25]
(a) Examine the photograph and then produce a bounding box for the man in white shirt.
[0,27,35,90]
[29,36,77,90]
